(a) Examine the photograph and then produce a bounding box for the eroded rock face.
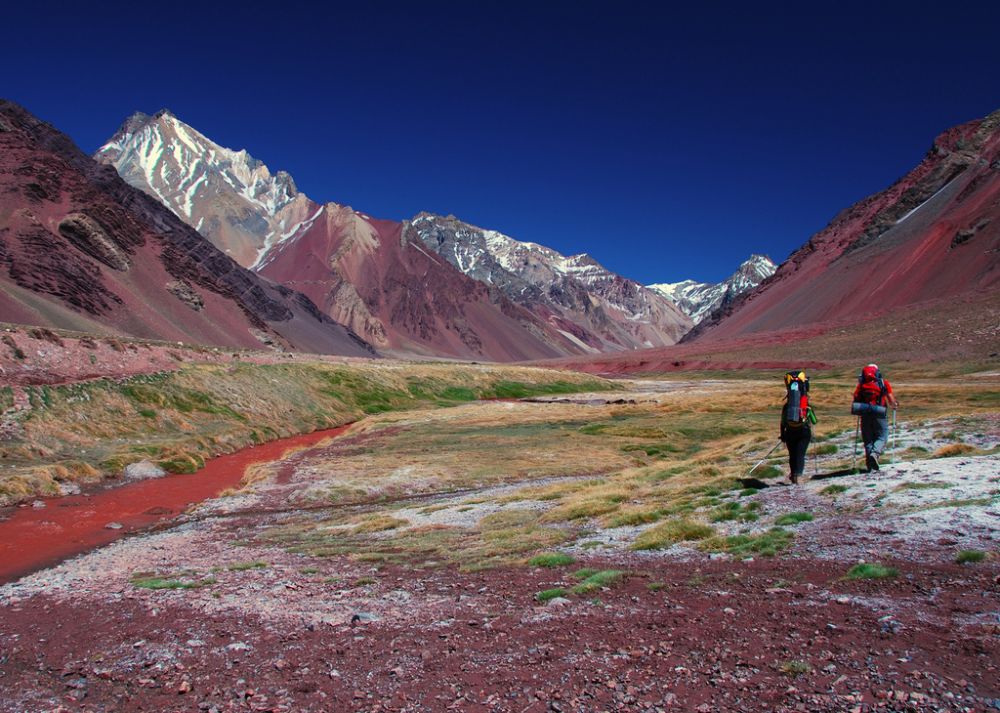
[58,213,131,271]
[0,99,376,357]
[165,280,204,311]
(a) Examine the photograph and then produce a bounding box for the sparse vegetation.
[527,552,576,568]
[570,569,625,595]
[820,484,848,495]
[955,549,987,564]
[227,561,268,571]
[536,587,567,602]
[774,512,813,526]
[699,528,793,558]
[846,563,898,579]
[632,519,715,550]
[131,572,215,589]
[780,660,812,676]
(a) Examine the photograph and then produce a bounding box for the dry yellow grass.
[260,368,998,569]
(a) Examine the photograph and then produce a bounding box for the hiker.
[780,370,815,484]
[852,364,899,472]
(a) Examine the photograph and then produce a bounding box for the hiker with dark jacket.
[852,363,899,472]
[780,371,814,484]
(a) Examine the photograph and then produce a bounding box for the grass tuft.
[535,588,567,602]
[774,512,813,526]
[955,549,987,564]
[527,552,576,568]
[845,562,897,579]
[570,570,624,595]
[820,484,848,495]
[631,519,715,550]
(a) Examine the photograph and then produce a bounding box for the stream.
[0,425,352,584]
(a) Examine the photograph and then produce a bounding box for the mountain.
[689,109,1000,344]
[0,100,374,356]
[95,110,315,268]
[648,254,776,325]
[404,213,692,352]
[97,110,691,359]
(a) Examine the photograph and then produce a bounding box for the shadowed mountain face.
[688,109,1000,343]
[0,100,374,356]
[96,111,692,360]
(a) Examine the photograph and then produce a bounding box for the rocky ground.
[1,380,998,712]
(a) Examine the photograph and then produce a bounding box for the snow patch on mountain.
[95,110,312,267]
[649,254,776,324]
[404,213,692,350]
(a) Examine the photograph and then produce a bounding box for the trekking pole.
[890,408,897,464]
[852,417,860,473]
[747,440,782,477]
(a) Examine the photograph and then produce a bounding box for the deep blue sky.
[3,2,998,283]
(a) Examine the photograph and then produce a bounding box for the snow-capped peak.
[648,254,776,324]
[96,110,313,267]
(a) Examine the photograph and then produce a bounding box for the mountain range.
[7,99,993,368]
[94,110,709,359]
[0,101,373,357]
[647,254,776,324]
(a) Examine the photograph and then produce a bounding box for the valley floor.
[1,377,998,712]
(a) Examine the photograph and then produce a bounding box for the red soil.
[1,558,997,711]
[0,425,351,584]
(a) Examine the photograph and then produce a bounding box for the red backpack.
[856,365,887,405]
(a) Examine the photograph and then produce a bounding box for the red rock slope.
[0,101,374,356]
[256,205,571,360]
[691,109,1000,343]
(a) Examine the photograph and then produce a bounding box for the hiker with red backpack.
[851,364,899,472]
[780,370,816,484]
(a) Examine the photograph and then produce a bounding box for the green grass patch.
[710,501,761,523]
[632,519,715,550]
[755,465,783,480]
[955,549,987,564]
[845,562,897,579]
[536,588,568,602]
[131,572,215,590]
[570,569,624,595]
[820,484,848,495]
[700,528,793,558]
[773,512,813,526]
[227,561,268,571]
[527,552,576,568]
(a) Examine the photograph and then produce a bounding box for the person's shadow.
[739,468,858,489]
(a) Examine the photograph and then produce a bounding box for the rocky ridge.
[404,213,692,352]
[648,253,776,324]
[0,100,374,356]
[96,110,694,359]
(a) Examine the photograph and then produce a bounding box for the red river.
[0,425,351,584]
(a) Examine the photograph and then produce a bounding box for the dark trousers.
[784,427,811,476]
